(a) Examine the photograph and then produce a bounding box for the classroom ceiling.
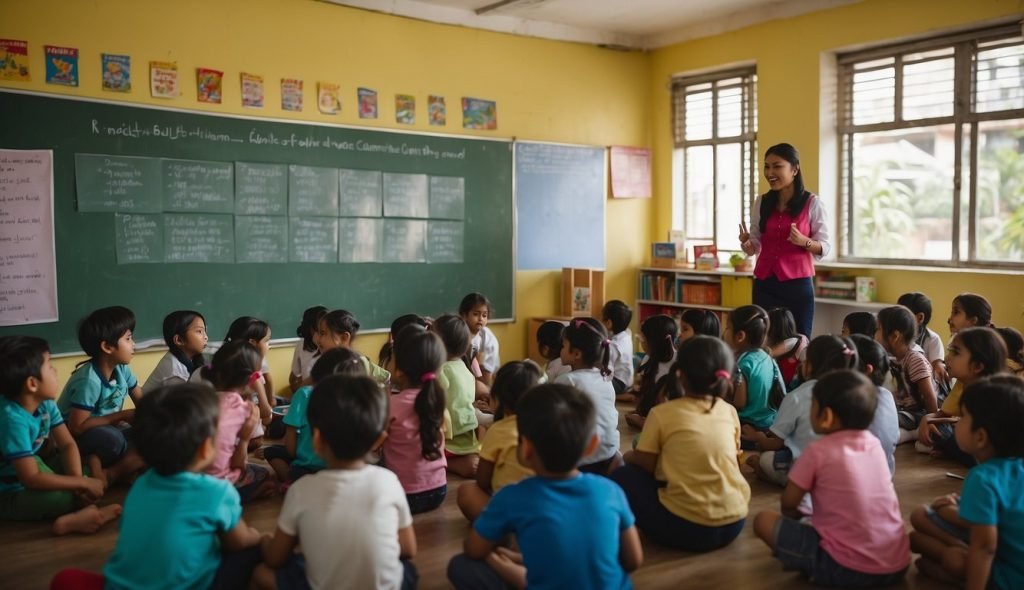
[325,0,860,49]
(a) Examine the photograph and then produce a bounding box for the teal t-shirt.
[959,457,1024,590]
[57,361,137,418]
[104,470,241,590]
[0,398,64,493]
[736,349,778,429]
[283,386,326,471]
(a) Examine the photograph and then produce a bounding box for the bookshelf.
[636,267,752,325]
[636,266,892,336]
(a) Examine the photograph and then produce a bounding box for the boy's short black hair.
[843,312,878,338]
[0,335,49,399]
[78,306,136,358]
[812,370,877,430]
[133,384,219,476]
[960,375,1024,458]
[308,375,388,461]
[602,300,632,334]
[516,383,595,472]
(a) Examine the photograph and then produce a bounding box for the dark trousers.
[753,275,815,337]
[407,484,447,514]
[76,425,130,467]
[610,464,745,552]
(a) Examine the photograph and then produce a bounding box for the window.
[838,24,1024,266]
[672,67,757,254]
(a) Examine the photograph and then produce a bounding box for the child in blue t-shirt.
[103,383,264,590]
[56,306,144,483]
[724,305,784,448]
[910,375,1024,590]
[0,335,121,534]
[448,383,643,590]
[265,347,367,485]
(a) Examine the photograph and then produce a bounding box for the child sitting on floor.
[753,370,910,588]
[104,384,264,590]
[254,375,418,590]
[909,375,1024,590]
[447,383,642,590]
[612,336,749,552]
[0,335,121,535]
[457,360,541,521]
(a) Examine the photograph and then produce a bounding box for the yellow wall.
[650,0,1024,338]
[10,0,1024,390]
[1,0,652,390]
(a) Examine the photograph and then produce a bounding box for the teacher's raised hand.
[788,223,809,247]
[738,222,750,245]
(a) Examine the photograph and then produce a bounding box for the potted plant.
[729,253,754,272]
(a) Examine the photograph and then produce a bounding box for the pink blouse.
[383,388,447,494]
[207,391,250,483]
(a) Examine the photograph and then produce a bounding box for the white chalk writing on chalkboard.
[235,162,288,216]
[115,213,164,264]
[429,176,465,220]
[163,159,235,214]
[338,218,382,263]
[383,173,429,218]
[236,216,288,263]
[339,169,383,217]
[0,149,58,325]
[427,221,464,264]
[74,153,163,213]
[164,214,235,263]
[289,165,339,216]
[382,219,427,263]
[290,217,339,263]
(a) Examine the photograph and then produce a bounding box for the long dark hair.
[636,314,678,416]
[394,326,446,461]
[759,143,810,232]
[296,306,327,353]
[223,316,270,344]
[953,293,993,328]
[673,336,735,408]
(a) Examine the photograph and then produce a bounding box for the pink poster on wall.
[610,145,651,199]
[0,149,58,325]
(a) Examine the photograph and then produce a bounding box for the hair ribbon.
[714,370,731,380]
[421,372,437,383]
[247,370,262,386]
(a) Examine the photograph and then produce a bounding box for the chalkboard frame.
[0,89,516,354]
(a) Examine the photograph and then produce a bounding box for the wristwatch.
[804,239,813,250]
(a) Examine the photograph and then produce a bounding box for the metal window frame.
[837,23,1024,269]
[672,67,758,249]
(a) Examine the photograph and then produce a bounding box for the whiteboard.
[515,141,606,270]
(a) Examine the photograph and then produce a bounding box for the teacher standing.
[738,143,830,337]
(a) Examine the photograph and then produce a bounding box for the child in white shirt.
[602,300,634,395]
[253,375,417,590]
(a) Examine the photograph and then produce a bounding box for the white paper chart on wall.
[0,149,58,325]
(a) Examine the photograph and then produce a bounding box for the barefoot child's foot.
[52,504,123,535]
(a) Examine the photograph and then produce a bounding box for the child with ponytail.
[622,315,678,429]
[611,336,749,552]
[555,317,620,475]
[143,310,208,394]
[432,314,482,478]
[384,325,448,514]
[746,335,859,486]
[199,341,275,503]
[724,305,785,447]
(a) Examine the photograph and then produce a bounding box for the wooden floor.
[0,402,965,589]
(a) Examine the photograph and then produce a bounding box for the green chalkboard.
[0,91,514,353]
[75,154,163,213]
